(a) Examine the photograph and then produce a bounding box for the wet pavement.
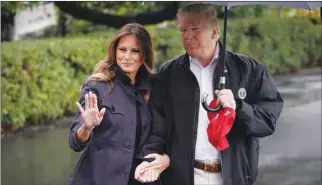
[275,74,321,108]
[256,74,321,185]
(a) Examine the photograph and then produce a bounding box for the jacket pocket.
[102,101,125,116]
[101,97,125,124]
[97,99,125,143]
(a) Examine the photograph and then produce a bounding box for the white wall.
[13,2,57,41]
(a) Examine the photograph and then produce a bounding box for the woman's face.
[116,34,143,76]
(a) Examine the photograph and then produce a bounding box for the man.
[137,3,283,185]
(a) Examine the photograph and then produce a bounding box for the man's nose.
[186,28,193,39]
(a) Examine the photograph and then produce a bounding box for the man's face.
[177,14,219,60]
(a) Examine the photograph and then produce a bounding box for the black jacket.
[146,47,284,185]
[67,66,159,185]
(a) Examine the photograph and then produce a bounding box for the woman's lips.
[122,63,132,67]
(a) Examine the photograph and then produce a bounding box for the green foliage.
[145,22,185,64]
[229,5,267,18]
[1,2,40,14]
[77,1,161,15]
[224,17,322,74]
[1,37,107,127]
[0,1,159,15]
[1,17,321,127]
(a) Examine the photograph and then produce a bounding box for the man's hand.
[134,154,170,183]
[215,89,236,110]
[142,153,170,173]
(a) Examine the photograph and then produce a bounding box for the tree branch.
[55,2,179,28]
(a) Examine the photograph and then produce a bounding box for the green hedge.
[225,17,322,74]
[1,37,108,127]
[1,17,321,127]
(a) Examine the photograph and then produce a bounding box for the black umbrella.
[201,1,322,112]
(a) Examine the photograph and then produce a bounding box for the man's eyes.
[180,28,199,32]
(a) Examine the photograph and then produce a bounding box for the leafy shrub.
[1,17,321,127]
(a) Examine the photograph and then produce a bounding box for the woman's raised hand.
[76,91,106,131]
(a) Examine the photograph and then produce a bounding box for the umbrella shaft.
[220,6,228,89]
[223,6,228,58]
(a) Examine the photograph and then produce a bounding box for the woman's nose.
[124,51,131,60]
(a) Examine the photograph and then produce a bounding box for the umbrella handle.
[202,93,222,112]
[202,75,226,112]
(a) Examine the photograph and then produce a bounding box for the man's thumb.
[215,90,220,96]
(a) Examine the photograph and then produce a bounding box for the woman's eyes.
[118,48,139,53]
[119,48,126,52]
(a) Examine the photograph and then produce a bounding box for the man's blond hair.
[176,3,218,25]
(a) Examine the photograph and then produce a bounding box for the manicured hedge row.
[1,17,321,127]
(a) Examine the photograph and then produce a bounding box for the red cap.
[206,98,236,151]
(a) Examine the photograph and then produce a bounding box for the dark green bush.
[225,17,321,74]
[1,17,321,127]
[1,38,107,127]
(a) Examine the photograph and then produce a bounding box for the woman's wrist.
[76,124,93,143]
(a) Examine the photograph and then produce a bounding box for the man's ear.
[212,25,220,39]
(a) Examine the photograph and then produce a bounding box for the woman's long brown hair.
[86,23,154,102]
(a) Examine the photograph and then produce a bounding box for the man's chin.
[186,51,198,58]
[185,47,198,53]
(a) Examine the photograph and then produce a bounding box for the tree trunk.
[57,12,67,37]
[1,12,15,41]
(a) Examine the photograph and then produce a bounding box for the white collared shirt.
[189,46,220,162]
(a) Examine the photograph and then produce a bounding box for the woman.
[67,23,169,185]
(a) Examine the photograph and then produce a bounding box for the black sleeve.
[236,65,284,137]
[140,74,167,156]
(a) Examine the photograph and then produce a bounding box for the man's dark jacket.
[145,47,284,185]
